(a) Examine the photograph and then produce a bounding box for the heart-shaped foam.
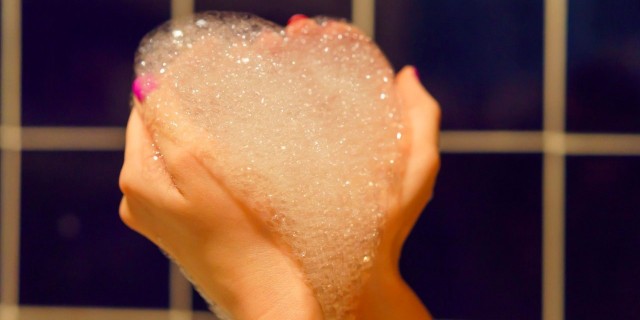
[134,12,405,319]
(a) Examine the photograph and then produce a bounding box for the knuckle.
[118,198,136,229]
[431,101,442,120]
[118,165,136,196]
[431,152,441,171]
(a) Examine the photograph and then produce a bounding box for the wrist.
[192,240,323,320]
[355,261,432,320]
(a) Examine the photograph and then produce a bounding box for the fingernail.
[413,66,420,79]
[132,75,157,102]
[287,14,308,26]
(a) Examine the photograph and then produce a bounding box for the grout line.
[172,0,194,19]
[0,304,18,320]
[20,127,125,151]
[12,305,213,320]
[543,0,568,320]
[0,152,21,315]
[7,127,640,155]
[1,125,21,151]
[169,262,193,320]
[565,133,640,155]
[351,0,375,38]
[543,131,566,156]
[543,153,566,320]
[1,0,22,317]
[543,0,567,133]
[440,131,543,153]
[1,0,21,125]
[169,309,194,320]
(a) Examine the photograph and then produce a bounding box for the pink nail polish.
[132,75,157,102]
[288,14,308,26]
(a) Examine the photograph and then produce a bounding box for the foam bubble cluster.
[134,12,405,319]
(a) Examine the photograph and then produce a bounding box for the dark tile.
[567,0,640,133]
[376,0,543,130]
[22,0,170,126]
[401,154,542,319]
[20,151,169,308]
[195,0,350,26]
[566,156,640,319]
[192,287,209,311]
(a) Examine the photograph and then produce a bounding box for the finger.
[395,65,441,214]
[256,28,285,52]
[396,66,441,149]
[132,75,157,103]
[119,105,183,204]
[119,196,142,234]
[119,195,163,246]
[319,19,368,41]
[285,14,319,35]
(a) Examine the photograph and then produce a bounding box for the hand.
[120,15,440,320]
[355,66,441,320]
[119,103,323,319]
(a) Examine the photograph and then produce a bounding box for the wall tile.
[402,154,542,319]
[566,156,640,318]
[20,151,169,307]
[567,0,640,133]
[22,0,170,126]
[376,0,543,130]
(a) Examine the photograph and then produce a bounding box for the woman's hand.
[120,15,440,320]
[119,64,440,320]
[119,103,323,319]
[355,66,441,320]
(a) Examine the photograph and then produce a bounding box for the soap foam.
[134,12,405,319]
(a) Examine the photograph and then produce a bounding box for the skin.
[354,66,440,320]
[119,16,440,320]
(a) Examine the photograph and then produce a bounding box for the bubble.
[134,11,405,319]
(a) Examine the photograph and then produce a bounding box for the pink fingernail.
[413,67,420,79]
[132,75,157,102]
[288,14,308,26]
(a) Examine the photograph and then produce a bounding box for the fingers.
[285,14,318,35]
[257,29,285,51]
[132,75,157,102]
[119,196,146,235]
[396,66,441,149]
[285,14,368,41]
[395,65,441,210]
[119,195,165,248]
[119,106,183,205]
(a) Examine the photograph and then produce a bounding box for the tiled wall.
[1,0,638,319]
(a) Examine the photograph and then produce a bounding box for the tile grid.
[1,0,639,319]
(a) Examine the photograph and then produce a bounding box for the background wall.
[1,0,638,319]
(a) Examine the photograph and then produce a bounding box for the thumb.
[396,66,440,149]
[394,65,441,228]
